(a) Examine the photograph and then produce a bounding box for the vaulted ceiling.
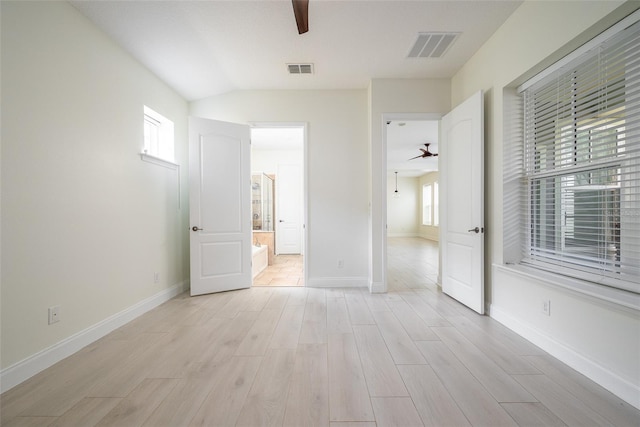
[71,0,522,174]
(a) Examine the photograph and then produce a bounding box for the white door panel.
[440,91,484,314]
[189,117,251,296]
[276,163,302,254]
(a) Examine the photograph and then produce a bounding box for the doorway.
[250,124,307,286]
[384,115,441,289]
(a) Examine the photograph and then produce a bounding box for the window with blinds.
[520,16,640,294]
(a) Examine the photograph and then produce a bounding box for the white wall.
[1,1,189,386]
[191,90,369,287]
[386,174,419,237]
[369,79,451,291]
[418,172,439,242]
[451,0,639,408]
[252,149,303,175]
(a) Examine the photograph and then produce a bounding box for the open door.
[189,117,251,296]
[440,91,484,314]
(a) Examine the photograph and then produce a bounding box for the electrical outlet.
[154,272,159,283]
[48,306,60,324]
[337,259,344,269]
[542,299,551,316]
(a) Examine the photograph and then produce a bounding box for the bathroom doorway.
[250,124,306,286]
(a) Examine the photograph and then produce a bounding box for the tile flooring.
[254,255,304,287]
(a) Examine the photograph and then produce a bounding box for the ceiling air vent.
[408,32,460,58]
[287,63,314,74]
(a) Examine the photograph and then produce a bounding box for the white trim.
[490,302,640,410]
[496,264,640,314]
[387,232,419,238]
[380,112,443,294]
[140,153,179,170]
[370,280,386,294]
[307,276,368,288]
[0,280,189,393]
[248,122,309,288]
[518,9,640,93]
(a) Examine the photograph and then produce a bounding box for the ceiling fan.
[408,143,438,160]
[292,0,309,34]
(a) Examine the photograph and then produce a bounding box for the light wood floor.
[2,237,638,426]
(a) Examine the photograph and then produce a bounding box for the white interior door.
[189,117,251,296]
[440,91,484,314]
[276,163,302,254]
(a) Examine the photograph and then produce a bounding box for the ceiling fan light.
[292,0,309,34]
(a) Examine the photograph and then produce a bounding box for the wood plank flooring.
[2,237,638,426]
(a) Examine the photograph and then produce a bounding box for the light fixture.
[394,171,400,198]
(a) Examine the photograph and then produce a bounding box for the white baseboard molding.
[387,233,418,238]
[307,276,368,288]
[369,280,386,293]
[0,280,189,393]
[490,303,640,410]
[417,234,439,242]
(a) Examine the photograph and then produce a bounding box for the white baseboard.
[370,280,386,293]
[387,233,418,238]
[307,276,368,288]
[0,280,189,393]
[490,303,640,410]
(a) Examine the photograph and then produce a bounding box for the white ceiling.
[70,0,522,174]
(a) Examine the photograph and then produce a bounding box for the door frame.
[249,122,308,286]
[381,113,442,293]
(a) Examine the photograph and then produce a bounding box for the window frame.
[421,181,439,227]
[422,184,432,226]
[513,12,640,296]
[141,105,177,168]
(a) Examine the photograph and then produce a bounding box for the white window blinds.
[521,17,640,294]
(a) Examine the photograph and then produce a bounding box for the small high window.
[143,106,174,163]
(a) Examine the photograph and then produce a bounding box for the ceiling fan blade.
[292,0,309,34]
[408,155,423,160]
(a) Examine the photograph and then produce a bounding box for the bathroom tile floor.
[253,254,304,286]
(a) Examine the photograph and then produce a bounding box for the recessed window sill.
[140,153,179,170]
[495,263,640,314]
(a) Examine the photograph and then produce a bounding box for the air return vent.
[287,63,314,74]
[408,32,459,58]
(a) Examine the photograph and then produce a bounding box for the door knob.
[279,220,284,223]
[192,226,203,231]
[468,227,480,233]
